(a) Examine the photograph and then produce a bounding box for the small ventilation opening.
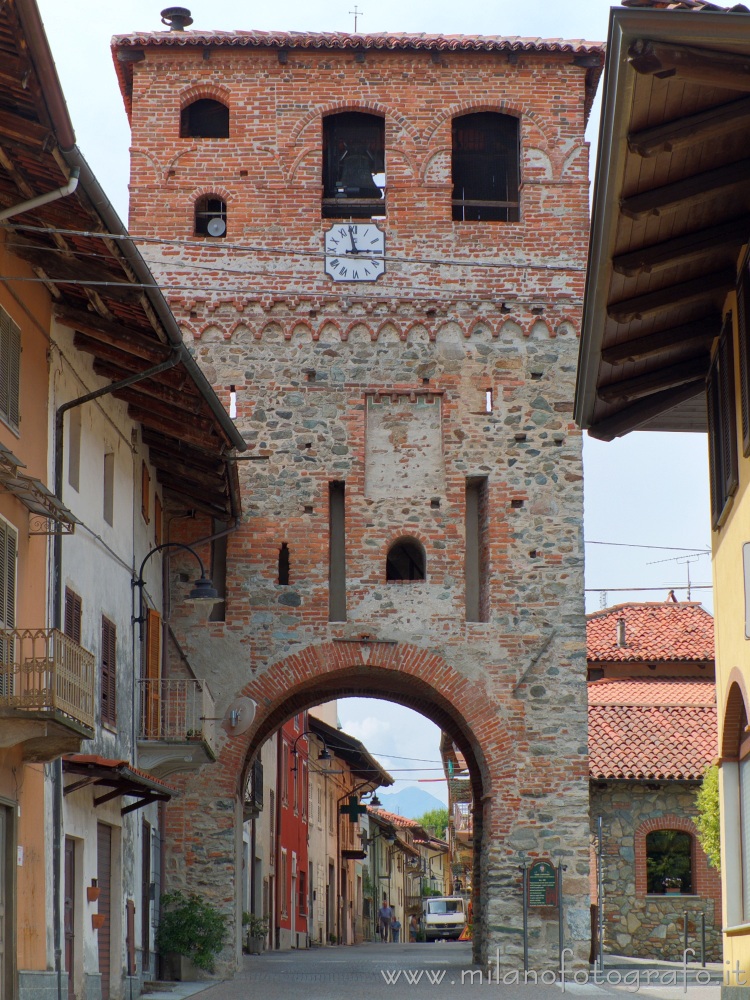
[229,385,237,418]
[278,543,290,586]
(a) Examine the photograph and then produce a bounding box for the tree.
[695,763,721,871]
[417,807,449,839]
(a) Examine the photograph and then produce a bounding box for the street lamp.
[291,730,332,772]
[132,541,219,638]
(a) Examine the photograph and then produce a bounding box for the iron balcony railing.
[0,627,95,731]
[138,677,216,750]
[453,801,472,836]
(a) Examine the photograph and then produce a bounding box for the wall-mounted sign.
[528,860,557,907]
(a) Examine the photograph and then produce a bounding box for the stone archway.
[162,638,590,977]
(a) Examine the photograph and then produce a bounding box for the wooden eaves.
[0,0,245,518]
[575,4,750,441]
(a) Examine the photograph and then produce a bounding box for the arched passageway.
[162,639,590,976]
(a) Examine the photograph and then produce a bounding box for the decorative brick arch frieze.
[178,83,232,111]
[291,101,420,144]
[190,184,233,206]
[634,815,719,902]
[424,101,554,147]
[722,671,750,759]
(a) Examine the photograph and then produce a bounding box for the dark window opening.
[100,615,117,727]
[194,196,227,237]
[323,112,385,219]
[328,482,346,621]
[646,829,693,894]
[209,520,228,622]
[386,538,425,581]
[180,99,229,138]
[452,112,520,222]
[64,588,82,645]
[465,477,489,622]
[278,543,290,586]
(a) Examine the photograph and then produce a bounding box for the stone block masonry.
[115,24,603,976]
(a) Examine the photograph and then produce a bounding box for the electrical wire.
[585,539,709,554]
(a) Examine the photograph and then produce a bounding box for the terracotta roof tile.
[588,677,715,706]
[587,602,714,662]
[588,704,717,781]
[112,30,604,55]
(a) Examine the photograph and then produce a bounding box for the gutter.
[0,167,79,221]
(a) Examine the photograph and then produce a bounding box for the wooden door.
[0,806,6,998]
[64,838,75,1000]
[96,824,112,1000]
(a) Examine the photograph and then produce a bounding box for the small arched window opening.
[452,112,520,222]
[181,98,230,138]
[278,542,290,586]
[194,195,227,237]
[323,111,385,219]
[386,538,425,582]
[646,829,693,894]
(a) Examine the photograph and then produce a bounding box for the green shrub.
[695,763,721,871]
[156,890,227,972]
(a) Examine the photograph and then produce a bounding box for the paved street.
[178,943,724,1000]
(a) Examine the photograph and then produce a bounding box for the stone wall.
[121,31,600,974]
[591,782,722,962]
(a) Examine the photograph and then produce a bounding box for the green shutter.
[0,307,21,431]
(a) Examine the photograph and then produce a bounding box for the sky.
[33,0,713,806]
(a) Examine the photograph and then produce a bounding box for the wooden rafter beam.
[57,304,168,359]
[0,107,50,151]
[601,316,718,366]
[73,336,200,396]
[9,236,133,291]
[588,379,706,441]
[114,385,216,434]
[620,158,750,221]
[154,464,227,495]
[628,94,750,158]
[145,442,225,478]
[607,268,734,324]
[160,480,229,517]
[127,404,221,452]
[92,360,202,416]
[629,38,750,92]
[141,428,225,469]
[612,216,750,277]
[597,355,709,404]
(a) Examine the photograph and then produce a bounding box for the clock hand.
[347,226,360,254]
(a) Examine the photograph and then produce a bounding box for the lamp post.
[291,730,332,771]
[132,541,219,639]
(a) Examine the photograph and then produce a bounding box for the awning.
[0,442,78,533]
[63,754,175,814]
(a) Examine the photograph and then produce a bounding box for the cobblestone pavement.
[187,942,723,1000]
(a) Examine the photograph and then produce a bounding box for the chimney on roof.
[160,7,193,31]
[616,617,626,648]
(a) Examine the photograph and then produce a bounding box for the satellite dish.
[222,696,256,736]
[206,216,226,237]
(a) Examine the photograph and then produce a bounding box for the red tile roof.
[588,676,717,781]
[113,30,604,56]
[368,806,422,829]
[588,677,715,706]
[587,602,714,663]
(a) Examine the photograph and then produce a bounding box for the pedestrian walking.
[409,913,419,942]
[391,914,401,943]
[378,898,393,942]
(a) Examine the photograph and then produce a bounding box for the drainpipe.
[51,349,180,1000]
[0,168,79,221]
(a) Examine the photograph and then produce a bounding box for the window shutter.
[0,521,16,629]
[64,588,82,644]
[141,461,150,524]
[738,263,750,455]
[146,609,161,680]
[719,316,739,502]
[0,307,20,430]
[101,616,117,726]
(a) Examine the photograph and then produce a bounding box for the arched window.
[386,538,425,582]
[323,112,385,219]
[646,829,693,894]
[194,195,227,237]
[452,112,520,222]
[180,98,230,138]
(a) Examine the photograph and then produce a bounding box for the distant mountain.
[376,786,446,820]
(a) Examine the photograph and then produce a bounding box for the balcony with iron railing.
[137,677,217,777]
[0,628,95,760]
[453,801,473,843]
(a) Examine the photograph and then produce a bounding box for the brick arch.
[424,101,554,146]
[634,815,699,898]
[722,671,750,759]
[178,83,232,110]
[190,184,233,204]
[290,101,420,144]
[228,644,502,808]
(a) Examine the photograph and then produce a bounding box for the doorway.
[97,823,112,1000]
[64,838,76,1000]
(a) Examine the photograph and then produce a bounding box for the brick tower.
[113,15,603,973]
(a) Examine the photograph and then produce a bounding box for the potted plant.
[242,911,268,954]
[156,890,227,979]
[663,877,682,895]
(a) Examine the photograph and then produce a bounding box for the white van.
[422,897,466,941]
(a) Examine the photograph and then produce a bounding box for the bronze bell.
[336,146,382,199]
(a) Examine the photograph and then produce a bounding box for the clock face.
[324,223,385,282]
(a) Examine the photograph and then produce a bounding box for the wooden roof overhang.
[62,754,175,815]
[576,5,750,441]
[0,0,245,518]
